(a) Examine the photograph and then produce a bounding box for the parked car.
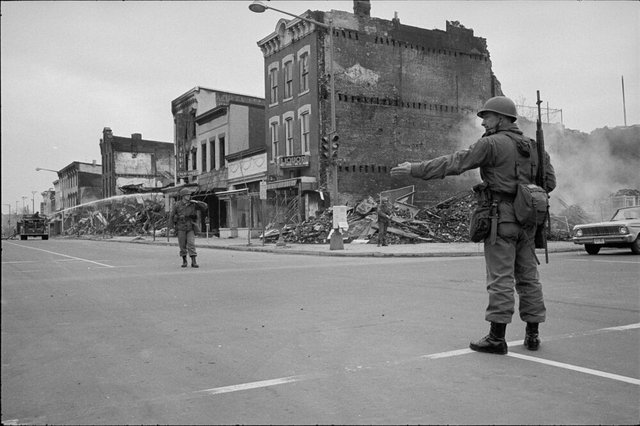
[572,206,640,255]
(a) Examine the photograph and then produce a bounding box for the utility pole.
[32,191,38,214]
[621,75,627,126]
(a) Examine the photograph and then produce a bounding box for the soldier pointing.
[391,96,556,354]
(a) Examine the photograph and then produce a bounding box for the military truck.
[17,214,49,240]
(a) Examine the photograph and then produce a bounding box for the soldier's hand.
[390,162,412,177]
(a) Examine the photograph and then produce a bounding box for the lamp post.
[249,0,338,204]
[2,204,11,229]
[36,167,63,233]
[31,190,38,214]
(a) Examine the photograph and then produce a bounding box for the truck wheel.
[585,244,600,255]
[631,237,640,255]
[20,235,27,240]
[42,235,49,240]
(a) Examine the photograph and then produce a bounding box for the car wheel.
[631,237,640,255]
[585,244,600,255]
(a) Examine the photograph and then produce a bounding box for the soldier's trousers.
[483,222,546,324]
[177,230,197,257]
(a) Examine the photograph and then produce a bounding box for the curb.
[90,237,582,258]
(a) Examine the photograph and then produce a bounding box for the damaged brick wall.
[326,10,501,206]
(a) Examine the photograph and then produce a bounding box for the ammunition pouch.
[469,182,496,243]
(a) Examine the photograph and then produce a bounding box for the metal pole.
[622,75,627,126]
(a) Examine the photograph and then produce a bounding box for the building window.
[269,67,278,105]
[201,142,207,172]
[284,60,293,99]
[284,116,294,155]
[209,139,216,171]
[299,52,309,93]
[191,147,197,170]
[270,120,279,160]
[300,111,310,153]
[219,136,225,168]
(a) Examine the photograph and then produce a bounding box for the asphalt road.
[2,239,638,425]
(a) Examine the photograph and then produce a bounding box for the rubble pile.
[265,191,477,245]
[65,200,168,237]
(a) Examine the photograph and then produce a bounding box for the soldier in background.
[171,187,208,268]
[391,96,556,355]
[377,196,392,247]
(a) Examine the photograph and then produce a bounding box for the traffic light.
[330,135,340,159]
[321,136,330,158]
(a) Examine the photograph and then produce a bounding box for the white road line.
[194,323,639,397]
[4,242,114,268]
[507,352,640,386]
[195,374,320,395]
[567,259,640,264]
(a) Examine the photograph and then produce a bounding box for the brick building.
[57,161,102,210]
[99,128,174,198]
[171,87,266,237]
[256,0,503,214]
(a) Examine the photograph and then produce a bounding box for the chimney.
[131,133,142,140]
[103,127,113,139]
[353,0,371,17]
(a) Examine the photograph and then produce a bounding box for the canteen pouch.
[469,182,493,243]
[514,183,548,227]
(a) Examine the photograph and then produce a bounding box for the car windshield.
[611,206,640,221]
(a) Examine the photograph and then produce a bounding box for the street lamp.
[250,0,343,249]
[249,0,338,202]
[31,190,38,214]
[36,167,63,233]
[2,204,11,228]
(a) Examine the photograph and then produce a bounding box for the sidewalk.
[92,234,582,258]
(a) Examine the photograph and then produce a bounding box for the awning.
[215,188,249,200]
[266,178,298,190]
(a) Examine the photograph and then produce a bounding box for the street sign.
[259,181,267,200]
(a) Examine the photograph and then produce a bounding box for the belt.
[492,191,516,203]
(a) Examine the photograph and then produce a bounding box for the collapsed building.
[256,0,502,221]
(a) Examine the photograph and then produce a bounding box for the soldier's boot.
[190,256,199,268]
[469,322,508,355]
[181,256,188,268]
[524,322,540,351]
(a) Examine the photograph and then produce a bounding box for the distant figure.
[171,187,208,268]
[377,197,392,247]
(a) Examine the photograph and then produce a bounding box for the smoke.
[519,121,640,214]
[448,115,640,216]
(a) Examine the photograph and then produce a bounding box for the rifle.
[535,90,550,263]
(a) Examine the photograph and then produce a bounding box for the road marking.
[193,323,639,397]
[567,259,640,264]
[195,374,321,395]
[507,352,640,385]
[3,242,114,268]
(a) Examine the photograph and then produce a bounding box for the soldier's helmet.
[178,187,192,197]
[477,96,518,121]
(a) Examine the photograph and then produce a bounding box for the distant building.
[58,161,102,209]
[99,128,174,198]
[255,0,503,211]
[40,188,55,216]
[171,87,265,238]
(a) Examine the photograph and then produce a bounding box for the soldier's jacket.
[409,122,556,223]
[171,199,208,232]
[377,201,392,224]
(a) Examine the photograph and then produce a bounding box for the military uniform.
[377,199,392,246]
[171,191,208,267]
[410,121,556,324]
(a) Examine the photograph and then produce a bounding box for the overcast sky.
[2,0,638,213]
